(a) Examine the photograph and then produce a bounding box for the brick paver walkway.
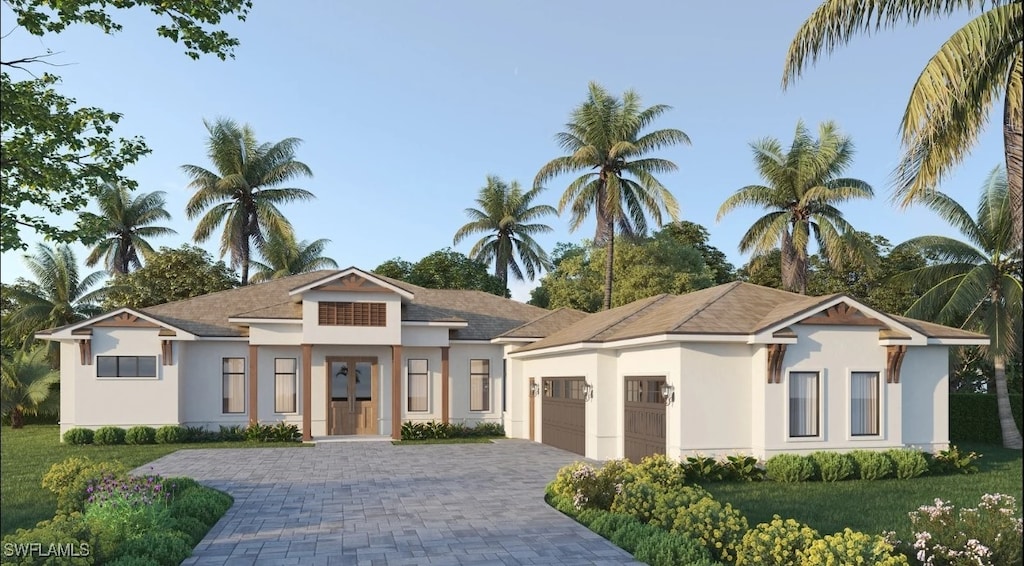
[140,439,641,565]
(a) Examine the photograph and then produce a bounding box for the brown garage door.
[542,377,586,456]
[624,377,666,462]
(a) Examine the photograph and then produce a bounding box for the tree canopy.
[101,245,238,310]
[373,249,507,296]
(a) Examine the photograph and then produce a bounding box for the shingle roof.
[890,315,990,340]
[498,308,590,339]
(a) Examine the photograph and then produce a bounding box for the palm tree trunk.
[780,231,806,294]
[496,256,508,296]
[603,217,615,311]
[240,242,250,286]
[993,354,1023,449]
[10,407,24,429]
[1004,56,1023,249]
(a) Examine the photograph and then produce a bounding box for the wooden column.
[441,347,450,424]
[391,345,402,440]
[302,344,313,441]
[528,377,536,441]
[248,345,259,425]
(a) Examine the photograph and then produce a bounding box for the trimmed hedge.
[949,393,1023,444]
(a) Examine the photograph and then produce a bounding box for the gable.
[311,273,393,294]
[798,303,886,327]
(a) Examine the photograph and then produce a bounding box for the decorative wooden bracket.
[886,345,907,383]
[161,340,173,365]
[78,340,92,365]
[802,303,885,326]
[766,344,787,384]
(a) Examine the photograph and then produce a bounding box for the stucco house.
[38,267,987,460]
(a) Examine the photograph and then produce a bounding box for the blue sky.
[0,1,1004,302]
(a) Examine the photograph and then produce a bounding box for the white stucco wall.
[447,343,505,425]
[400,346,445,423]
[401,326,450,347]
[248,322,303,346]
[675,343,754,456]
[58,343,77,436]
[179,340,250,429]
[502,344,529,439]
[900,345,950,451]
[301,291,402,345]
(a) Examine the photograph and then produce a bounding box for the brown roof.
[498,308,590,339]
[514,281,988,353]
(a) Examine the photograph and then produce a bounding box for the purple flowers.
[85,473,171,509]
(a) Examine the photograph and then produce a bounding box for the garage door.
[624,377,666,462]
[542,377,586,456]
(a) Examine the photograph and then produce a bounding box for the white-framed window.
[407,359,429,412]
[470,359,490,412]
[96,355,157,378]
[851,371,880,436]
[275,358,297,414]
[788,371,819,438]
[222,357,245,414]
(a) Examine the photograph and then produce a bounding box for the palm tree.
[892,165,1022,449]
[249,232,338,283]
[535,82,690,310]
[452,176,557,292]
[1,346,59,428]
[783,0,1023,248]
[182,118,315,285]
[85,184,177,274]
[717,121,875,294]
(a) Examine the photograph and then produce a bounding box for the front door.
[328,357,378,435]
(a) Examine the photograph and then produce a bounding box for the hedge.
[950,393,1023,444]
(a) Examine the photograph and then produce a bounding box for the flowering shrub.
[765,453,815,482]
[42,457,129,514]
[907,494,1023,565]
[797,528,909,565]
[929,445,982,475]
[670,496,749,562]
[610,480,709,528]
[549,462,625,511]
[886,448,929,479]
[628,453,686,487]
[735,515,819,565]
[810,451,854,482]
[848,449,894,480]
[83,472,174,557]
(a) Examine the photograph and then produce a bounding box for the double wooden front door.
[328,357,378,435]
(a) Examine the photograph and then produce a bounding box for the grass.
[703,443,1023,540]
[391,437,495,445]
[0,425,307,536]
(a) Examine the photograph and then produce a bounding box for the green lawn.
[703,443,1023,540]
[0,425,307,536]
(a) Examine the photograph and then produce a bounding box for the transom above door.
[327,357,378,435]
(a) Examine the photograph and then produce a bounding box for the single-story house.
[38,267,987,460]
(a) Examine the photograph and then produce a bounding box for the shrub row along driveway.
[142,439,641,565]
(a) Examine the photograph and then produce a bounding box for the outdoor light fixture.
[582,381,594,401]
[529,381,541,397]
[661,383,675,405]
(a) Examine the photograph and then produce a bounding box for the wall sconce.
[582,381,594,401]
[660,383,675,405]
[529,381,541,397]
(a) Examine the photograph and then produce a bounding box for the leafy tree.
[657,221,736,284]
[737,249,784,290]
[1,346,59,428]
[85,184,176,274]
[102,245,238,310]
[1,0,253,251]
[182,118,315,285]
[535,82,690,310]
[452,175,556,292]
[717,121,875,294]
[892,166,1022,448]
[249,232,338,283]
[373,249,507,296]
[783,0,1023,248]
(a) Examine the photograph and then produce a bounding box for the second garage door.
[624,377,667,462]
[541,377,586,456]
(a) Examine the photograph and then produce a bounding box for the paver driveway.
[141,439,642,565]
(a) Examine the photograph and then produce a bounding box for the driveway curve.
[141,439,642,565]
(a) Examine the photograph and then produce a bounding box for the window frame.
[850,370,882,438]
[407,358,430,413]
[787,370,821,439]
[95,355,158,379]
[222,357,246,415]
[274,357,298,414]
[469,359,491,412]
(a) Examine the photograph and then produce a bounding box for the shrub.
[83,472,174,558]
[849,449,894,480]
[610,520,657,554]
[168,515,208,545]
[549,462,623,512]
[473,422,505,437]
[42,457,128,514]
[722,454,765,482]
[183,425,217,443]
[907,494,1022,566]
[765,453,814,482]
[681,454,728,483]
[116,530,193,566]
[810,451,854,482]
[107,556,161,566]
[0,515,95,566]
[886,448,929,479]
[93,426,126,445]
[168,487,233,527]
[634,528,715,566]
[268,422,301,442]
[154,425,187,444]
[670,496,749,562]
[218,424,245,441]
[629,453,686,487]
[611,481,710,528]
[125,426,157,445]
[798,528,909,565]
[63,428,95,445]
[589,513,640,540]
[735,515,819,565]
[929,445,982,475]
[949,393,1023,444]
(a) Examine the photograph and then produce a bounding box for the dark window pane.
[97,356,117,377]
[138,356,156,377]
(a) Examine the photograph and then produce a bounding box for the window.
[222,358,245,414]
[851,371,880,436]
[275,358,297,413]
[470,359,490,412]
[407,359,429,412]
[318,302,386,326]
[96,356,157,378]
[789,371,819,437]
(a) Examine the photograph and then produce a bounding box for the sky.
[0,1,1005,303]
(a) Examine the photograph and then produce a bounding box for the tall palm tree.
[717,121,875,294]
[783,0,1023,248]
[182,118,315,285]
[1,346,59,428]
[535,82,690,310]
[452,175,557,292]
[249,232,338,283]
[892,165,1022,449]
[85,184,177,274]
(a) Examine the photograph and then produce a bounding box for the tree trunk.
[240,243,250,286]
[10,407,24,429]
[496,256,508,297]
[603,217,615,311]
[780,231,807,294]
[993,354,1023,449]
[1004,55,1023,249]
